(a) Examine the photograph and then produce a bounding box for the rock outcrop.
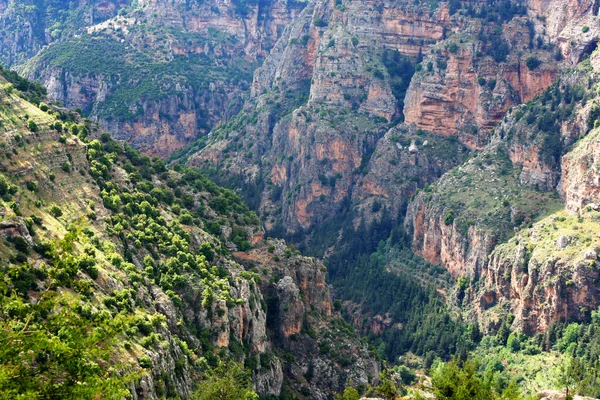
[234,239,379,399]
[405,50,600,332]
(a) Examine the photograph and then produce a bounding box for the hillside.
[1,0,307,156]
[0,70,380,399]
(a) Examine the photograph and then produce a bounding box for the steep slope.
[186,0,567,235]
[405,52,600,333]
[1,0,307,156]
[0,71,377,398]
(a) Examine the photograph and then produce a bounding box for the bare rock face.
[404,26,559,149]
[192,0,566,232]
[479,206,600,334]
[529,0,600,63]
[560,56,600,212]
[234,239,379,399]
[354,125,469,226]
[561,128,600,213]
[405,191,494,280]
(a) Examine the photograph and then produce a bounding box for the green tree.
[193,361,258,400]
[506,332,520,352]
[432,358,494,400]
[375,371,400,400]
[27,119,38,132]
[339,386,360,400]
[0,292,135,399]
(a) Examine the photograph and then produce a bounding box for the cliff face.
[403,27,559,149]
[482,209,600,334]
[189,0,567,233]
[2,0,306,156]
[405,52,600,332]
[235,239,379,399]
[529,0,600,62]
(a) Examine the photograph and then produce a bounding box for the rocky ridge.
[2,0,307,156]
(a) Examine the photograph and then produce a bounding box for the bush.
[314,18,327,27]
[49,204,63,218]
[582,25,590,33]
[39,102,49,112]
[432,359,493,400]
[506,332,520,352]
[138,356,152,368]
[0,175,10,197]
[526,57,542,71]
[178,213,193,225]
[87,265,99,280]
[27,119,38,132]
[444,209,455,225]
[25,181,38,192]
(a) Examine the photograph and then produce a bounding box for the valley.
[1,0,600,399]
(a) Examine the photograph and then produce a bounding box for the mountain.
[184,0,571,234]
[0,69,378,399]
[3,0,600,398]
[1,0,307,156]
[178,0,600,332]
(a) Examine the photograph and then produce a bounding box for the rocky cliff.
[405,51,600,333]
[235,239,379,399]
[187,0,571,234]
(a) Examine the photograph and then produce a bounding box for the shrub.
[314,18,327,27]
[87,265,99,280]
[582,25,590,33]
[506,332,520,352]
[138,356,152,368]
[39,102,49,112]
[49,204,63,218]
[27,119,38,132]
[444,209,455,225]
[526,57,542,70]
[178,213,193,225]
[25,181,38,192]
[0,174,10,196]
